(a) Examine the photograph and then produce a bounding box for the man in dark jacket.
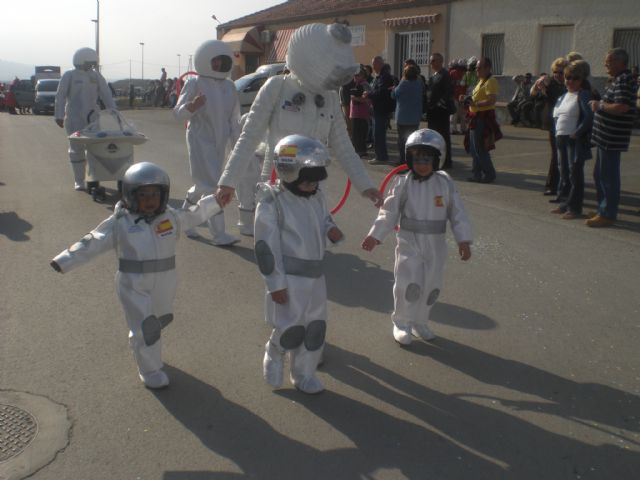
[365,56,395,165]
[426,53,454,169]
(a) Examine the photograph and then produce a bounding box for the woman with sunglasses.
[550,60,593,219]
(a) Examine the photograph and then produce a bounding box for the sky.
[2,0,285,81]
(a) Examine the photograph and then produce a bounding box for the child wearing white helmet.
[254,134,344,394]
[362,129,473,345]
[50,162,222,388]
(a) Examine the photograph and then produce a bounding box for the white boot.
[139,369,169,389]
[237,208,255,237]
[208,213,240,246]
[263,341,285,388]
[71,161,86,191]
[290,346,324,394]
[411,323,436,341]
[290,373,324,394]
[393,324,412,345]
[181,198,199,238]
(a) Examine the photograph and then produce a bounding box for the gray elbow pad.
[255,240,275,275]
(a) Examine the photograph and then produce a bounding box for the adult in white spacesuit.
[51,162,222,388]
[362,129,472,345]
[174,39,241,245]
[215,22,383,209]
[55,47,117,191]
[255,135,343,394]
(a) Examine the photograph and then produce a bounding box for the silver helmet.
[405,129,446,171]
[73,48,98,70]
[122,162,170,214]
[273,135,330,183]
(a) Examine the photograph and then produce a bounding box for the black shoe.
[480,176,495,184]
[543,190,557,196]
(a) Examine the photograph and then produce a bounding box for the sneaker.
[139,369,169,389]
[393,325,412,345]
[211,232,241,246]
[263,342,284,388]
[543,190,557,196]
[290,374,324,394]
[585,214,614,228]
[368,158,391,166]
[411,324,436,341]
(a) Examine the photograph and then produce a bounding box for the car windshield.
[235,73,260,92]
[37,81,59,92]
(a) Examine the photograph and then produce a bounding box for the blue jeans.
[469,115,496,180]
[557,136,585,214]
[555,135,573,198]
[373,113,389,162]
[593,148,621,220]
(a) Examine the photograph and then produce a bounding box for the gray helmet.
[273,135,330,183]
[122,162,170,214]
[405,129,446,171]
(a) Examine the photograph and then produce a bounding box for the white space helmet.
[405,129,446,171]
[467,56,478,68]
[273,135,330,183]
[194,40,233,79]
[73,48,98,70]
[286,23,359,92]
[122,162,170,214]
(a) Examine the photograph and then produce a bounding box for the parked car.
[235,63,286,114]
[33,78,60,115]
[13,80,35,111]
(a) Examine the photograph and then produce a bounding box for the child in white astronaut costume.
[174,39,241,245]
[255,135,343,394]
[51,162,222,388]
[55,47,117,191]
[362,129,473,345]
[216,22,383,210]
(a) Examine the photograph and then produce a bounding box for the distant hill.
[0,59,36,83]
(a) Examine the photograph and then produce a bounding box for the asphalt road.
[1,109,639,480]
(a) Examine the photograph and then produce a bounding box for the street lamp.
[93,0,100,70]
[177,54,181,77]
[139,42,145,81]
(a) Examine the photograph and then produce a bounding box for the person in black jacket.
[364,56,395,165]
[426,53,454,169]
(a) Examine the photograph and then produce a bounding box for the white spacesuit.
[255,135,341,394]
[51,163,221,388]
[55,47,117,191]
[217,23,379,205]
[174,39,241,245]
[366,130,473,344]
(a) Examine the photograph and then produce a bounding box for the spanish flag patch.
[278,145,298,157]
[434,196,444,207]
[156,219,174,236]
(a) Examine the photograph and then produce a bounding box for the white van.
[235,63,286,114]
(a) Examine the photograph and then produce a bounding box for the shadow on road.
[0,211,32,241]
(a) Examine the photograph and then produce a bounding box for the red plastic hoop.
[269,168,351,215]
[379,164,409,194]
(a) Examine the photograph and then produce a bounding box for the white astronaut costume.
[367,130,473,343]
[51,163,221,388]
[174,40,241,245]
[219,23,376,197]
[255,135,338,394]
[55,48,117,190]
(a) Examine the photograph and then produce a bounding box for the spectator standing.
[530,58,568,197]
[365,56,395,165]
[339,77,356,138]
[350,67,372,158]
[392,64,423,165]
[464,57,500,183]
[450,59,467,134]
[507,75,533,126]
[586,48,637,227]
[160,67,167,84]
[425,53,455,169]
[550,60,594,220]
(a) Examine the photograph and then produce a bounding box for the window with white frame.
[482,34,504,74]
[539,25,574,74]
[395,31,430,77]
[613,29,640,69]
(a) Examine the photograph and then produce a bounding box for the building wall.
[449,0,640,77]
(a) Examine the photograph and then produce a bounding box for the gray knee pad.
[405,283,422,302]
[141,315,162,346]
[255,240,275,275]
[304,320,326,351]
[426,288,440,306]
[158,313,174,328]
[279,325,306,350]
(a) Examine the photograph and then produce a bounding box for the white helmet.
[73,48,98,70]
[467,56,478,68]
[286,23,359,92]
[405,129,446,171]
[273,135,330,183]
[122,162,170,215]
[194,40,233,79]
